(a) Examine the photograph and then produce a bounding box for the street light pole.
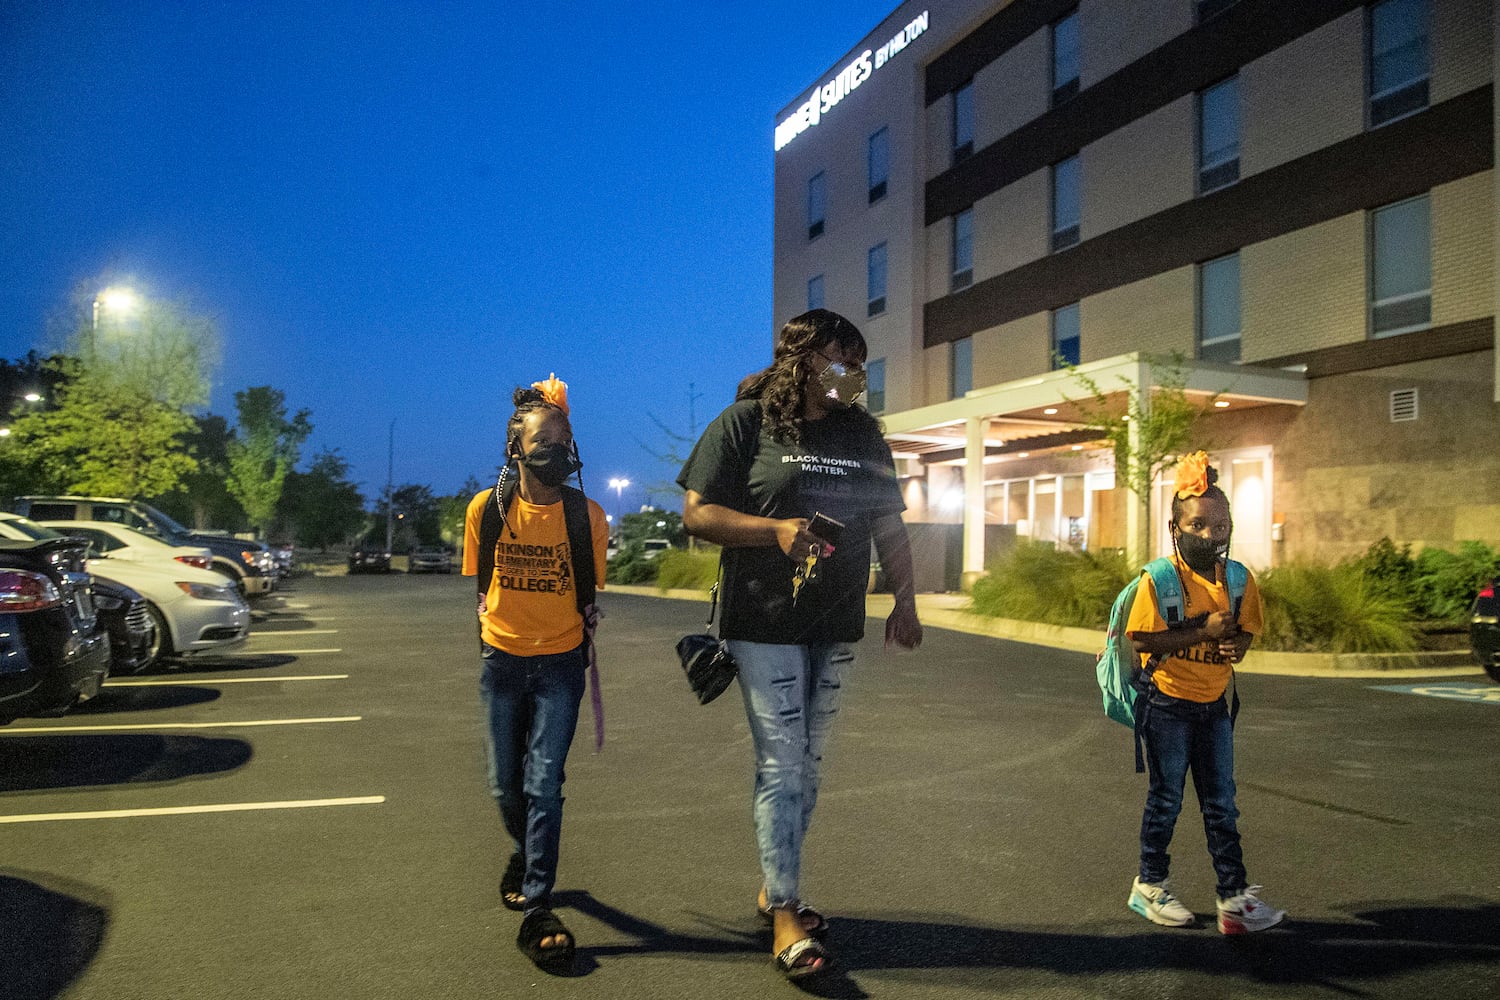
[385,418,395,554]
[607,477,630,524]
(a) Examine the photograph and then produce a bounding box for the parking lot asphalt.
[1,574,1497,1000]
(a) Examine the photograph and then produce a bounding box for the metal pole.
[385,418,395,553]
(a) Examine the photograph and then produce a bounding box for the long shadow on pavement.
[70,686,221,714]
[0,734,253,792]
[552,891,1500,996]
[0,874,107,1000]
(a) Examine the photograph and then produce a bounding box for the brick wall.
[1082,96,1195,240]
[1240,11,1364,177]
[1081,0,1193,87]
[1082,267,1195,361]
[1433,0,1495,102]
[1241,212,1367,361]
[1432,170,1496,325]
[972,24,1049,149]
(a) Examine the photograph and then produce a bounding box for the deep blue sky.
[1,1,894,516]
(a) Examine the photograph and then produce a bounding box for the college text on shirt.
[493,539,576,596]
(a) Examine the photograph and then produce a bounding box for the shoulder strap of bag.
[1144,557,1184,626]
[561,485,595,616]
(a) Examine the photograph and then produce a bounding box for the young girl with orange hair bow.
[1123,451,1287,935]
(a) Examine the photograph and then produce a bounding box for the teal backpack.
[1096,557,1248,771]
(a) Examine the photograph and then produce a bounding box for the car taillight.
[1482,587,1495,599]
[175,555,212,570]
[0,570,62,611]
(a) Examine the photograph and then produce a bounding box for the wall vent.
[1390,388,1419,422]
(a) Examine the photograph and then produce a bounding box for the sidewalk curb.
[605,584,1483,680]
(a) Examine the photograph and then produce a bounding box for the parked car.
[641,538,672,560]
[0,536,111,724]
[81,555,250,658]
[11,496,275,597]
[0,511,156,673]
[88,575,159,674]
[348,541,391,575]
[33,520,212,572]
[269,542,294,578]
[408,545,453,574]
[1472,581,1499,683]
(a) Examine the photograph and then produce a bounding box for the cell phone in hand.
[807,512,845,546]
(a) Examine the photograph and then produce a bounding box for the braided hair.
[493,385,580,539]
[736,309,876,445]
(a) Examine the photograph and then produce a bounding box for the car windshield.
[0,515,64,541]
[137,504,195,543]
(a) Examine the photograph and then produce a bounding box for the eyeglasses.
[813,350,864,376]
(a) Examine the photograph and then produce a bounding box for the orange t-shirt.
[1125,553,1263,703]
[462,489,608,656]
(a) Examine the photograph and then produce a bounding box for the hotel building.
[772,0,1497,589]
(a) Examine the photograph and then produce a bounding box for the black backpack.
[476,470,597,629]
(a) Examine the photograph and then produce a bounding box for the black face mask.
[1175,531,1226,574]
[517,442,581,488]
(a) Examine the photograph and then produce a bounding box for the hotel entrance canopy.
[879,353,1309,572]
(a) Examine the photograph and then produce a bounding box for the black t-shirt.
[676,400,905,644]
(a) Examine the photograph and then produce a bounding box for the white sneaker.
[1216,886,1286,934]
[1128,877,1195,927]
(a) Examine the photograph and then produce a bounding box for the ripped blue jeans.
[726,640,854,908]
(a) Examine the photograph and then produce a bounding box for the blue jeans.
[727,640,853,908]
[1139,691,1247,898]
[480,642,586,909]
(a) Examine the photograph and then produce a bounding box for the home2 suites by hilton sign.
[774,11,930,152]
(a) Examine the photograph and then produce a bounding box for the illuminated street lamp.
[607,477,630,522]
[92,287,139,330]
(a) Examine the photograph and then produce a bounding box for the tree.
[438,477,484,548]
[72,291,220,411]
[368,483,441,551]
[280,449,367,550]
[1063,353,1217,564]
[153,414,246,530]
[226,386,312,536]
[6,360,198,496]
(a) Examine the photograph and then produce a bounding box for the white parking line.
[0,796,386,824]
[0,716,361,734]
[248,629,340,635]
[104,675,349,687]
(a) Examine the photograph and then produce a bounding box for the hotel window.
[952,81,975,164]
[951,337,973,397]
[951,208,974,291]
[807,274,825,311]
[866,358,886,413]
[867,243,887,317]
[1051,155,1080,252]
[1198,253,1241,363]
[868,127,889,204]
[1370,194,1431,338]
[1051,11,1079,106]
[1198,76,1240,193]
[1369,0,1429,127]
[1051,303,1080,368]
[807,171,826,240]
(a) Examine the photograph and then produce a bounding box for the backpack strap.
[1224,558,1249,727]
[560,485,595,617]
[1144,557,1184,627]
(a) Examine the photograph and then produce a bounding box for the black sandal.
[500,853,526,912]
[757,900,830,940]
[774,936,830,981]
[517,907,575,972]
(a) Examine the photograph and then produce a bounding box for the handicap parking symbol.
[1373,682,1500,705]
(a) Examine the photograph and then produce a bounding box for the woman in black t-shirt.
[678,309,923,981]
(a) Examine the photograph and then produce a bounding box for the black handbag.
[676,575,737,705]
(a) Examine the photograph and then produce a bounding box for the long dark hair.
[737,309,873,444]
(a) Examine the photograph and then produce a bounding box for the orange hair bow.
[1173,450,1210,499]
[532,373,569,415]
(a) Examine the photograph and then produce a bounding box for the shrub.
[654,546,721,592]
[1258,562,1419,653]
[1411,541,1500,624]
[1351,537,1417,606]
[605,545,658,586]
[969,542,1132,629]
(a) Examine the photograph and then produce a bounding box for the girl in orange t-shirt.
[1123,452,1286,936]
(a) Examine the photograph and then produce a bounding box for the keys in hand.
[791,545,820,606]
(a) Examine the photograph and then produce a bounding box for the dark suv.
[12,496,275,598]
[0,536,111,724]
